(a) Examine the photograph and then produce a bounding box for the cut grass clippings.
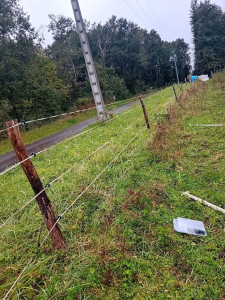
[0,76,224,299]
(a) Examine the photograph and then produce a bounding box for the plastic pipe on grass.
[182,191,225,214]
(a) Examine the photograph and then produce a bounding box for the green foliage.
[171,39,191,82]
[191,0,225,74]
[1,77,225,298]
[47,14,85,107]
[0,0,37,124]
[0,3,192,129]
[47,15,191,102]
[0,0,68,126]
[22,55,68,119]
[84,65,130,101]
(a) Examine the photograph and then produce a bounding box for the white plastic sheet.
[173,217,207,236]
[198,74,209,82]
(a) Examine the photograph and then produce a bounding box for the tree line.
[0,0,223,129]
[191,0,225,74]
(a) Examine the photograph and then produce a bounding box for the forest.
[0,0,224,128]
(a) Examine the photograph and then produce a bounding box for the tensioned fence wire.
[0,109,145,229]
[0,100,145,177]
[0,92,154,134]
[3,124,147,300]
[0,94,159,231]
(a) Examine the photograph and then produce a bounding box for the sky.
[20,0,225,51]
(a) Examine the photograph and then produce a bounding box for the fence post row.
[139,95,150,130]
[6,120,66,250]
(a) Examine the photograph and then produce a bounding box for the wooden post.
[139,95,150,130]
[6,120,65,250]
[172,85,178,101]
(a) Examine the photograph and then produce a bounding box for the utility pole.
[70,0,108,121]
[173,51,180,84]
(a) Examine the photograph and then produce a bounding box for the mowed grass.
[0,76,224,299]
[0,94,151,156]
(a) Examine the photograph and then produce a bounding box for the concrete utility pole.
[70,0,108,121]
[173,51,180,84]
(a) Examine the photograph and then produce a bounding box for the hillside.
[0,74,225,299]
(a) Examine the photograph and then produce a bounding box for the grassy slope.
[0,95,146,156]
[0,76,224,299]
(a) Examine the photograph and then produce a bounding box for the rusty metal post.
[172,85,178,101]
[139,95,150,130]
[6,120,66,250]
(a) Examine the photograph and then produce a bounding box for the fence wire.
[2,123,147,300]
[0,110,143,229]
[0,101,143,177]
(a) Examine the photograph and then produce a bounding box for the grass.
[0,94,144,156]
[0,76,224,299]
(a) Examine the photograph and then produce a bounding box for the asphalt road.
[0,99,139,172]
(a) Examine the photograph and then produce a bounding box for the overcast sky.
[20,0,225,50]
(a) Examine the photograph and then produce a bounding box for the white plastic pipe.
[182,191,225,214]
[191,124,225,127]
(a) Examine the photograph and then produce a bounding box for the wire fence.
[0,101,146,229]
[0,100,143,177]
[0,92,153,135]
[0,115,141,229]
[1,87,180,299]
[2,122,147,300]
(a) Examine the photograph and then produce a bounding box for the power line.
[123,0,149,29]
[135,0,156,29]
[144,0,173,40]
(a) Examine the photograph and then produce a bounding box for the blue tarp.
[191,75,198,82]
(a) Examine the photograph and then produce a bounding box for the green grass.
[0,95,144,156]
[1,77,224,300]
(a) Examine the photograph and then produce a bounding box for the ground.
[0,95,144,156]
[0,74,225,299]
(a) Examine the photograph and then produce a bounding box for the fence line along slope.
[0,93,152,156]
[1,86,178,299]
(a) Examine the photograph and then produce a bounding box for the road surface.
[0,99,139,172]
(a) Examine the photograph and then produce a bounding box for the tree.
[171,39,191,82]
[47,15,86,106]
[0,2,69,128]
[191,0,225,74]
[47,15,131,103]
[0,0,37,126]
[19,55,68,120]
